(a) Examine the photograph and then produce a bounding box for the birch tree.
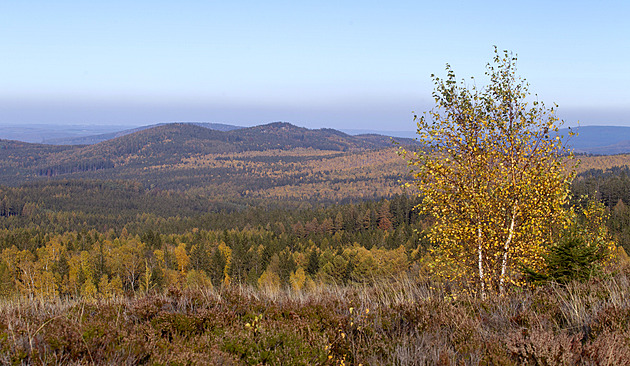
[403,48,574,297]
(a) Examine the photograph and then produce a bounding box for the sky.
[1,0,629,131]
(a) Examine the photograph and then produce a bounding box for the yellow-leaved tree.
[403,48,574,297]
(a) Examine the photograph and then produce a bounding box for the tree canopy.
[404,48,575,296]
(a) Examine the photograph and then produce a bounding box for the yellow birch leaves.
[403,48,574,294]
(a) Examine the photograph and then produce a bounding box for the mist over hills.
[2,121,630,155]
[559,126,630,155]
[0,124,126,144]
[2,122,629,155]
[42,122,243,145]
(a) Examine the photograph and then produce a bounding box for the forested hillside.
[0,122,428,297]
[2,121,630,364]
[0,123,416,202]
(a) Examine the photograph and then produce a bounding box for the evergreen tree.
[306,250,319,276]
[525,231,605,284]
[209,248,226,287]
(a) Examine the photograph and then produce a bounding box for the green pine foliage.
[525,230,606,284]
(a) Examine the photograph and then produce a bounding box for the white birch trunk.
[499,202,518,295]
[477,225,485,300]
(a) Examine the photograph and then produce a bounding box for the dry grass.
[1,272,629,365]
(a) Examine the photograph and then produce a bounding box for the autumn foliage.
[403,49,577,296]
[1,49,630,363]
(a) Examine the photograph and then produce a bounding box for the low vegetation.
[2,271,630,365]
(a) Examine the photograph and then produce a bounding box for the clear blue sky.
[1,0,628,130]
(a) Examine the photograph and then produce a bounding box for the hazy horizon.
[1,1,628,130]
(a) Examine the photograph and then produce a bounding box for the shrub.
[525,230,606,285]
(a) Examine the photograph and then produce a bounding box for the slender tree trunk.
[499,202,518,295]
[477,225,485,300]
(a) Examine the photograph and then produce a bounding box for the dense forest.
[1,167,630,364]
[1,123,630,298]
[0,194,427,298]
[1,163,630,299]
[2,123,630,364]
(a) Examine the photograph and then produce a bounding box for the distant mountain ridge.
[559,126,630,155]
[34,122,416,154]
[1,121,630,200]
[0,122,416,187]
[2,121,629,154]
[51,123,629,155]
[42,122,243,145]
[43,122,413,147]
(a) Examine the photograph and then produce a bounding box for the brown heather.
[0,270,629,365]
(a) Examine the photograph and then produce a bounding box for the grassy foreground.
[1,273,630,365]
